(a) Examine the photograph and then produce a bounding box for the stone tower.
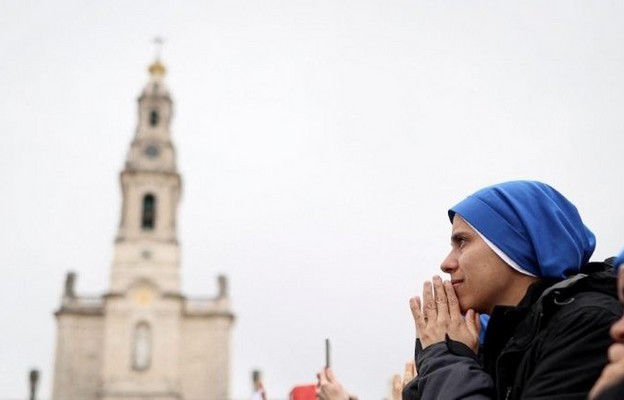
[52,58,234,400]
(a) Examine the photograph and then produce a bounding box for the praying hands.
[409,275,481,354]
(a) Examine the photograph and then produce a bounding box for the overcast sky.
[2,1,624,399]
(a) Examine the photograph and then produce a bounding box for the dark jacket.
[403,262,622,400]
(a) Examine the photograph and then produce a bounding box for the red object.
[289,384,316,400]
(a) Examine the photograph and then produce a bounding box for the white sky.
[1,1,624,399]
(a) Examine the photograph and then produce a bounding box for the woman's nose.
[440,251,458,274]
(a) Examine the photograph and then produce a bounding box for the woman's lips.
[451,279,464,288]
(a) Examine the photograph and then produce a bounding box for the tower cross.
[153,37,165,60]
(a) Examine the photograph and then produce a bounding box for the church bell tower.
[111,58,181,294]
[52,56,234,400]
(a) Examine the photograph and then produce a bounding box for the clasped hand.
[410,275,480,354]
[589,341,624,399]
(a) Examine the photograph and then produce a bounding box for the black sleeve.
[402,338,494,400]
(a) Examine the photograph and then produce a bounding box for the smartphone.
[252,369,260,385]
[325,338,331,369]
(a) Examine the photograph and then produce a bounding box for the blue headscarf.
[615,248,624,271]
[448,181,595,279]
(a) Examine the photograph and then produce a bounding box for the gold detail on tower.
[148,60,166,77]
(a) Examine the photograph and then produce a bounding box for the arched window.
[132,322,151,371]
[141,194,156,230]
[149,110,159,127]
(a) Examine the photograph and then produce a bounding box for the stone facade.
[52,59,234,400]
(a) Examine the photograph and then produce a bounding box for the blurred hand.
[589,342,624,399]
[391,359,417,400]
[317,368,355,400]
[410,276,480,353]
[251,380,267,400]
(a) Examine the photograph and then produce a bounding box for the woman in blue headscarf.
[404,181,621,400]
